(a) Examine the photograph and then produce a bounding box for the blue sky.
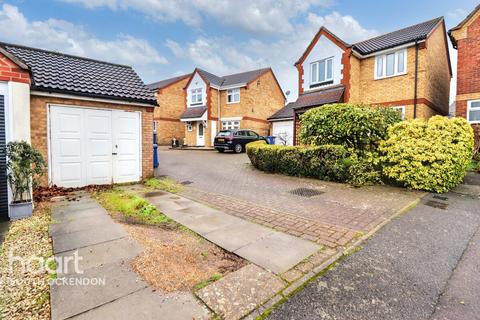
[0,0,477,102]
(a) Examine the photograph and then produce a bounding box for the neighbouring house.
[147,73,191,145]
[178,68,285,147]
[271,17,451,145]
[0,42,157,219]
[449,5,480,138]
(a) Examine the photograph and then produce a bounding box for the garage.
[272,120,294,146]
[50,105,141,187]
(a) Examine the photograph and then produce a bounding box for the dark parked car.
[214,129,268,153]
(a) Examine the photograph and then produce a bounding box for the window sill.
[310,80,333,89]
[189,102,204,107]
[374,72,407,81]
[226,101,240,105]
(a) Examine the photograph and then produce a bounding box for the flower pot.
[9,201,33,220]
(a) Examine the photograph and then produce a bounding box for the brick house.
[270,17,451,145]
[151,67,285,148]
[147,74,191,145]
[0,43,157,219]
[449,5,480,140]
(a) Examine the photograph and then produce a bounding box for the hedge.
[299,103,402,151]
[380,116,474,193]
[246,141,380,185]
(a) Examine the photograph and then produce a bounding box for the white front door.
[50,106,141,187]
[196,121,205,146]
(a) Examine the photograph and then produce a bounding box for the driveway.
[157,148,421,249]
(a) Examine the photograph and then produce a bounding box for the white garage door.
[272,120,294,146]
[50,106,141,187]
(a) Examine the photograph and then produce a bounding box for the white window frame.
[392,106,406,120]
[222,120,240,130]
[310,57,334,85]
[467,100,480,124]
[190,88,203,105]
[227,88,240,104]
[374,48,407,80]
[187,122,193,131]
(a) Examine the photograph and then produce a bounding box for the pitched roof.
[146,73,191,91]
[180,106,207,119]
[448,5,480,48]
[353,17,443,55]
[195,67,271,88]
[291,85,344,110]
[1,42,157,105]
[268,102,295,121]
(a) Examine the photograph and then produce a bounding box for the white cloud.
[0,4,167,82]
[165,39,184,58]
[62,0,333,34]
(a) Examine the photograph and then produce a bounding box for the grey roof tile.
[146,73,191,91]
[353,17,443,55]
[1,42,156,105]
[268,102,295,121]
[291,85,344,110]
[196,68,271,88]
[180,106,207,119]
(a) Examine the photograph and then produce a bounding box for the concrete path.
[49,193,210,320]
[267,174,480,320]
[144,191,320,274]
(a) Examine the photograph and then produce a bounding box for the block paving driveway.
[157,148,421,249]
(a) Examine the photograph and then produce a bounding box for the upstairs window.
[375,49,407,79]
[310,57,333,85]
[190,88,203,105]
[227,88,240,104]
[468,100,480,124]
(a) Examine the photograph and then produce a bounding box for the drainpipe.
[413,40,419,119]
[217,87,221,133]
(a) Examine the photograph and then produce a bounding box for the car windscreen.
[217,131,232,137]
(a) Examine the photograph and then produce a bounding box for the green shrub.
[246,141,379,185]
[380,116,474,193]
[299,103,402,151]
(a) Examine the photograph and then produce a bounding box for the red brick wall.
[0,52,30,84]
[456,16,480,96]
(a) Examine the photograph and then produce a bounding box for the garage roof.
[268,102,295,121]
[1,42,157,106]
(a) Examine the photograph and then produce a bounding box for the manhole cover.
[425,200,448,210]
[180,180,193,185]
[288,187,324,198]
[433,195,448,201]
[144,191,167,197]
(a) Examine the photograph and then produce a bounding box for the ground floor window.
[392,106,405,120]
[222,120,240,130]
[468,100,480,123]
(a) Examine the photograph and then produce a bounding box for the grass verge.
[467,159,479,173]
[0,202,53,320]
[94,189,177,227]
[144,177,183,194]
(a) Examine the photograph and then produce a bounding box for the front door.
[196,122,205,146]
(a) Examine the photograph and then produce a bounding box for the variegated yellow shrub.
[380,116,474,193]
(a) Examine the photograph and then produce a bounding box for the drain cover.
[144,191,167,197]
[180,180,193,185]
[433,195,448,201]
[425,200,448,210]
[289,187,324,198]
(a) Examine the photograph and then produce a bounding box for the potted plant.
[6,141,45,219]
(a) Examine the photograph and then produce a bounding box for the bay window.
[375,49,407,79]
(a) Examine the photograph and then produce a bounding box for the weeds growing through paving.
[144,177,183,194]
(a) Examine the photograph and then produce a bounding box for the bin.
[266,136,276,145]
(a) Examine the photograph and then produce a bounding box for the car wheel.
[216,148,225,153]
[234,144,243,153]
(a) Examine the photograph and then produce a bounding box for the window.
[375,49,407,79]
[187,122,193,131]
[227,88,240,104]
[310,57,333,85]
[392,106,405,120]
[468,100,480,123]
[190,88,202,104]
[222,120,240,130]
[247,131,258,138]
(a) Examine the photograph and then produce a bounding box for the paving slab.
[52,223,127,254]
[55,237,143,275]
[51,261,147,320]
[203,220,275,252]
[172,211,244,236]
[197,264,285,320]
[50,213,114,237]
[52,206,108,222]
[71,288,211,320]
[234,232,320,274]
